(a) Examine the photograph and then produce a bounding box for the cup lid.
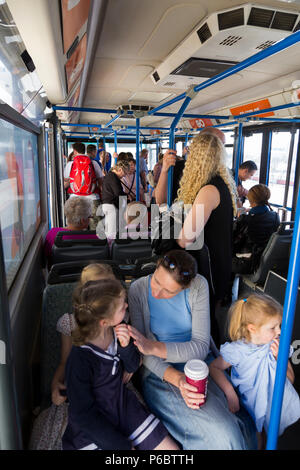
[184,359,209,380]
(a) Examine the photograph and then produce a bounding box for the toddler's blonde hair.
[228,293,283,342]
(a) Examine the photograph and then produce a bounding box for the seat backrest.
[248,223,293,285]
[50,230,110,267]
[47,259,125,284]
[111,237,152,264]
[40,282,75,407]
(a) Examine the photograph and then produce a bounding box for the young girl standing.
[209,293,300,448]
[62,278,178,450]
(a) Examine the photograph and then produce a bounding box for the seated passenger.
[232,184,280,274]
[209,293,300,449]
[30,263,124,450]
[62,278,179,450]
[128,249,256,450]
[44,197,97,263]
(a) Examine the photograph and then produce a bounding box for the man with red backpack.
[64,142,104,229]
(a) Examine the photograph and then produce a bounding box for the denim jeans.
[141,366,257,450]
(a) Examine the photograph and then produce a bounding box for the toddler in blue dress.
[209,293,300,449]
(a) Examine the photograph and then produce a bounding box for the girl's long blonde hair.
[228,293,283,342]
[176,133,237,215]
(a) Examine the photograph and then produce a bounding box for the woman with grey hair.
[44,196,97,261]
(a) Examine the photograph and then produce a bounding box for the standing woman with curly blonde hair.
[175,131,238,346]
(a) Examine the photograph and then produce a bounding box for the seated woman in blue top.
[128,250,256,450]
[232,184,280,274]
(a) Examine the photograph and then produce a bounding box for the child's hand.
[225,389,240,413]
[51,381,67,406]
[270,336,280,360]
[114,323,130,348]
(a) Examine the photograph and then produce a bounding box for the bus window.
[0,120,41,289]
[268,132,292,207]
[242,133,262,191]
[224,132,234,169]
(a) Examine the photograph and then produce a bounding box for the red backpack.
[68,155,97,196]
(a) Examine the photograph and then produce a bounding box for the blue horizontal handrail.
[53,105,229,120]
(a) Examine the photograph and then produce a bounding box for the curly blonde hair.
[176,133,237,215]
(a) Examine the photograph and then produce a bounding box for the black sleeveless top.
[204,175,233,301]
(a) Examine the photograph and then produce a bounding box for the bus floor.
[215,303,300,450]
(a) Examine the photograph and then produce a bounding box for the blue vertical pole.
[265,131,273,186]
[114,130,118,164]
[184,133,189,160]
[156,138,160,163]
[136,118,140,202]
[234,122,243,185]
[168,96,192,207]
[266,187,300,449]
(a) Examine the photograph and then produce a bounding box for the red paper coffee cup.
[184,359,209,407]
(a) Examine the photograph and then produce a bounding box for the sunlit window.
[268,132,292,207]
[0,119,41,289]
[242,133,262,190]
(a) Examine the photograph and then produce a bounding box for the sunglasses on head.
[162,255,190,279]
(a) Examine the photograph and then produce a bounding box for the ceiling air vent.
[271,11,298,31]
[247,7,275,28]
[171,57,238,78]
[256,40,277,50]
[219,35,243,46]
[218,8,244,31]
[163,81,176,87]
[197,22,212,44]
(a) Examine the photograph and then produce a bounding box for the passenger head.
[117,152,129,163]
[86,144,97,158]
[72,142,86,155]
[158,152,164,163]
[247,184,271,208]
[112,160,130,178]
[140,148,149,161]
[151,250,197,299]
[127,152,134,159]
[238,161,257,181]
[199,127,226,144]
[64,196,92,230]
[72,279,127,346]
[80,263,115,285]
[127,157,136,174]
[176,132,237,214]
[228,293,282,344]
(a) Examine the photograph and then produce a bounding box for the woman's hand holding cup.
[178,374,205,409]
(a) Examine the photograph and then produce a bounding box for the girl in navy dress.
[62,278,178,450]
[209,293,300,449]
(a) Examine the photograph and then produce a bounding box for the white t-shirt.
[64,158,104,200]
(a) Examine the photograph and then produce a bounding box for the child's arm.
[287,360,295,384]
[51,334,72,405]
[209,356,240,413]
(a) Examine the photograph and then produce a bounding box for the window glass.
[242,133,262,191]
[268,132,292,206]
[286,130,299,209]
[0,119,41,289]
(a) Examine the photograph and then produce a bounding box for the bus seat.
[240,222,294,289]
[111,237,152,264]
[47,260,125,284]
[50,230,110,267]
[40,282,75,408]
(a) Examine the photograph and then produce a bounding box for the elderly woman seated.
[44,197,97,262]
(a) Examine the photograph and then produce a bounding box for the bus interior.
[1,0,300,450]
